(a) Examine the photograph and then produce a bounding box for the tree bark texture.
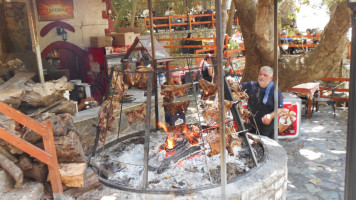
[233,0,352,90]
[234,0,275,84]
[226,0,236,36]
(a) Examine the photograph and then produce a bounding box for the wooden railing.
[134,12,239,31]
[279,35,320,48]
[157,35,231,55]
[0,101,63,200]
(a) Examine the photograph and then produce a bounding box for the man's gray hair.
[260,66,273,77]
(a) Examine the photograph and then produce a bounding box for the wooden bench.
[318,77,349,103]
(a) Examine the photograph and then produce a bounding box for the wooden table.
[288,82,320,118]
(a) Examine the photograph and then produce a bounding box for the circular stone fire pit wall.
[99,136,288,200]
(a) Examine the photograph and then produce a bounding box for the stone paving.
[279,105,347,200]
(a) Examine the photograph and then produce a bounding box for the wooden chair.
[312,81,346,118]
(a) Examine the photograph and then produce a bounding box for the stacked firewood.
[0,59,100,194]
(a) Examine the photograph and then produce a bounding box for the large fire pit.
[90,129,287,199]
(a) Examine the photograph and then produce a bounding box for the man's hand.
[262,113,273,125]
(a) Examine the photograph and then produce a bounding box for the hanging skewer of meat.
[125,102,147,124]
[198,79,218,97]
[160,83,192,102]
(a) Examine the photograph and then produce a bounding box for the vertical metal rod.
[345,11,356,200]
[142,72,152,190]
[27,0,45,83]
[273,0,279,141]
[148,0,158,130]
[186,0,190,30]
[215,0,226,199]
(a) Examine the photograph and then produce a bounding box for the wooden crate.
[90,36,112,47]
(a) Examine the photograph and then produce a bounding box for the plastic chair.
[312,81,346,118]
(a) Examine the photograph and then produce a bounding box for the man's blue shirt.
[241,81,283,111]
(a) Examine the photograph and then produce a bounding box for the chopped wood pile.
[0,59,101,196]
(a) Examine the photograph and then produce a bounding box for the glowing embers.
[158,122,201,156]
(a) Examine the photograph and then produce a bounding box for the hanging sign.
[37,0,74,21]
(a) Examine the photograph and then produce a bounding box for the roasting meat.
[207,125,242,156]
[125,103,147,124]
[199,79,217,97]
[160,83,192,102]
[232,92,249,102]
[163,101,190,116]
[227,78,242,93]
[98,100,116,142]
[125,68,135,88]
[109,68,125,98]
[237,103,251,124]
[134,67,154,89]
[202,100,233,125]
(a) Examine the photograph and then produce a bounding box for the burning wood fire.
[157,122,201,156]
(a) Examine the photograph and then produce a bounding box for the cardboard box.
[90,36,112,47]
[118,27,140,34]
[110,32,136,46]
[165,113,186,126]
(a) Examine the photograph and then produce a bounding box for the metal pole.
[148,0,159,130]
[27,0,45,83]
[142,72,152,190]
[344,10,356,200]
[273,0,279,141]
[186,0,190,30]
[215,0,226,199]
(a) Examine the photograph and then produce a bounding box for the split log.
[0,146,18,163]
[51,113,75,137]
[28,101,62,117]
[64,168,102,198]
[0,152,23,188]
[0,114,21,136]
[19,155,33,170]
[0,72,35,108]
[0,59,26,82]
[0,115,24,155]
[59,163,87,188]
[55,131,87,163]
[23,162,48,182]
[24,113,75,144]
[22,76,73,107]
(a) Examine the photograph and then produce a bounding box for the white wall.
[33,0,108,51]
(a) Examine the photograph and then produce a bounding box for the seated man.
[241,66,283,139]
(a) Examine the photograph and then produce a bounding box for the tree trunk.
[226,1,236,36]
[234,0,275,84]
[130,0,138,28]
[221,0,229,37]
[233,0,351,90]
